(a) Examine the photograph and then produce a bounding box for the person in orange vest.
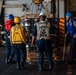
[10,16,27,69]
[4,14,15,63]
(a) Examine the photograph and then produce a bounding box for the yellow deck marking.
[67,64,72,75]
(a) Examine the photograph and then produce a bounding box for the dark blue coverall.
[5,20,15,63]
[12,43,26,64]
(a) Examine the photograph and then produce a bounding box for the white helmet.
[39,12,46,17]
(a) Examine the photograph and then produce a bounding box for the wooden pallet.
[26,51,49,64]
[26,48,63,64]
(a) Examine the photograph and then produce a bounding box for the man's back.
[11,25,26,44]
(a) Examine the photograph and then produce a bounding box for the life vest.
[36,21,51,40]
[4,20,14,31]
[66,18,76,37]
[11,25,26,44]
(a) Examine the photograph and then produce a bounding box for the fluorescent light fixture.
[44,0,52,3]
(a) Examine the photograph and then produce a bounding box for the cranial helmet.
[39,12,46,17]
[14,16,21,23]
[66,12,72,17]
[8,14,14,19]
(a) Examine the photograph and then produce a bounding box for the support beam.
[0,0,3,15]
[2,4,26,8]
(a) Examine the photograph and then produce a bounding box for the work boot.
[16,62,20,70]
[8,57,12,63]
[5,58,9,64]
[49,64,52,70]
[8,56,15,63]
[38,65,43,71]
[21,62,25,69]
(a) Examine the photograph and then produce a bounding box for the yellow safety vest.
[11,24,26,44]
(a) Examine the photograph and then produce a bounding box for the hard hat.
[14,16,21,23]
[66,12,72,17]
[39,12,46,17]
[8,14,14,19]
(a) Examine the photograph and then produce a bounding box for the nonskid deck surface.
[0,47,75,75]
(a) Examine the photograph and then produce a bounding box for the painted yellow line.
[67,71,72,74]
[67,65,72,75]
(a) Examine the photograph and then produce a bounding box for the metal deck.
[0,47,75,75]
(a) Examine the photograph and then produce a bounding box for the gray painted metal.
[0,0,3,15]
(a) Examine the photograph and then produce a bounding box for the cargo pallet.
[26,47,64,64]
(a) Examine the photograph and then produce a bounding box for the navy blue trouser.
[6,36,15,60]
[66,35,76,60]
[12,43,26,63]
[70,38,76,60]
[37,39,52,65]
